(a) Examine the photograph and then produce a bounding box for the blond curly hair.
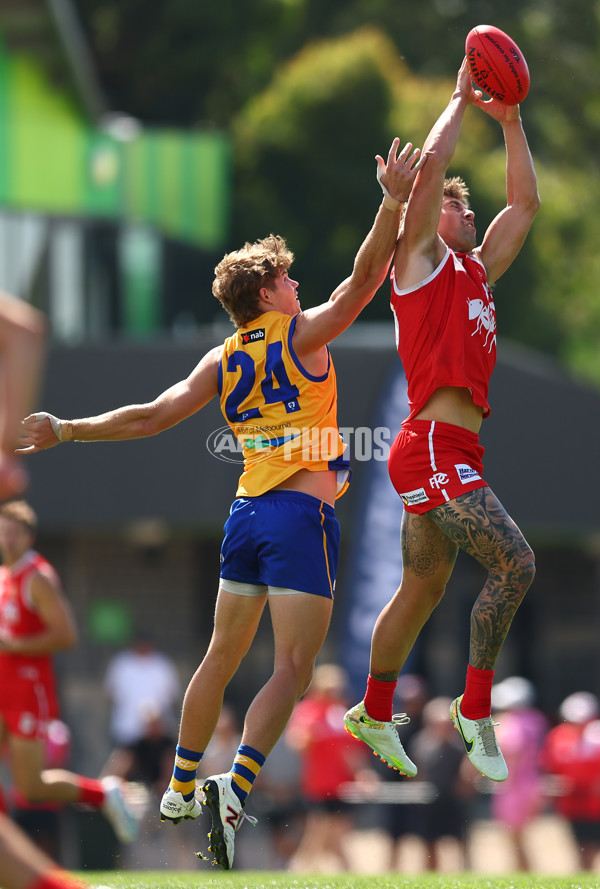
[212,234,294,328]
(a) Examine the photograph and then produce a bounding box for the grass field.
[83,871,600,889]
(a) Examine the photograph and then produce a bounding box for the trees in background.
[73,0,600,383]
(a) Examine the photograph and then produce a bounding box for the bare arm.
[18,345,221,453]
[475,107,541,284]
[0,570,77,656]
[291,139,425,357]
[394,58,479,288]
[0,293,46,451]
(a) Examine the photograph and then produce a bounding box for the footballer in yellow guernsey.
[19,139,424,871]
[220,309,349,500]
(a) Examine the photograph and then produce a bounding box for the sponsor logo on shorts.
[400,487,430,507]
[455,463,482,484]
[429,472,449,490]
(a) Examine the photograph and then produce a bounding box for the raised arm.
[475,104,541,284]
[291,138,425,356]
[394,58,479,287]
[19,345,222,454]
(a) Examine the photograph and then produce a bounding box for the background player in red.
[0,499,143,845]
[286,663,370,871]
[540,691,600,870]
[0,291,134,889]
[345,56,540,783]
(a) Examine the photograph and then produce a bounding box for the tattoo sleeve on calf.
[430,487,535,670]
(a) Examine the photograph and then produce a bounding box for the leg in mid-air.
[428,487,535,780]
[429,487,535,671]
[346,486,535,782]
[345,508,457,775]
[159,586,269,827]
[202,589,333,870]
[5,728,144,844]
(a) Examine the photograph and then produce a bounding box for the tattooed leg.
[429,486,535,670]
[369,510,458,679]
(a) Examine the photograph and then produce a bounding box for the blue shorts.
[219,490,340,599]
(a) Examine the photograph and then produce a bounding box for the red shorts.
[0,665,57,740]
[388,419,487,514]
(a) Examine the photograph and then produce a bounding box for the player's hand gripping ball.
[465,24,530,105]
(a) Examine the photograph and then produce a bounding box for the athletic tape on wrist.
[382,194,401,211]
[33,412,63,442]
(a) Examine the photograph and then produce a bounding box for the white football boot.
[450,694,508,782]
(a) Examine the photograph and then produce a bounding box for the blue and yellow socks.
[169,744,203,801]
[230,744,266,803]
[169,742,266,806]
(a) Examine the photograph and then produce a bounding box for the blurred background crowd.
[6,649,600,875]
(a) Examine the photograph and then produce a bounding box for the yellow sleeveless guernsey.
[218,311,350,499]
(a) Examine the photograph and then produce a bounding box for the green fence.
[0,39,231,248]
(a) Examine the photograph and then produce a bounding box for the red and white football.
[465,24,530,105]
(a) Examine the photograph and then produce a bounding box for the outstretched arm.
[291,138,425,356]
[18,345,221,454]
[475,102,541,284]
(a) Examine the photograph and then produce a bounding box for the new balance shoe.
[450,694,508,782]
[343,701,417,777]
[159,786,203,824]
[201,773,257,870]
[101,776,145,843]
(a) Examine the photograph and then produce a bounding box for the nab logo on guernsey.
[455,463,482,484]
[400,487,429,507]
[241,329,265,344]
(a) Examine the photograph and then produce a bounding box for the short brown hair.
[212,234,294,328]
[0,500,37,534]
[443,176,470,208]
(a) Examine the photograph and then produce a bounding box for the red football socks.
[461,664,494,719]
[364,674,397,722]
[75,777,105,808]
